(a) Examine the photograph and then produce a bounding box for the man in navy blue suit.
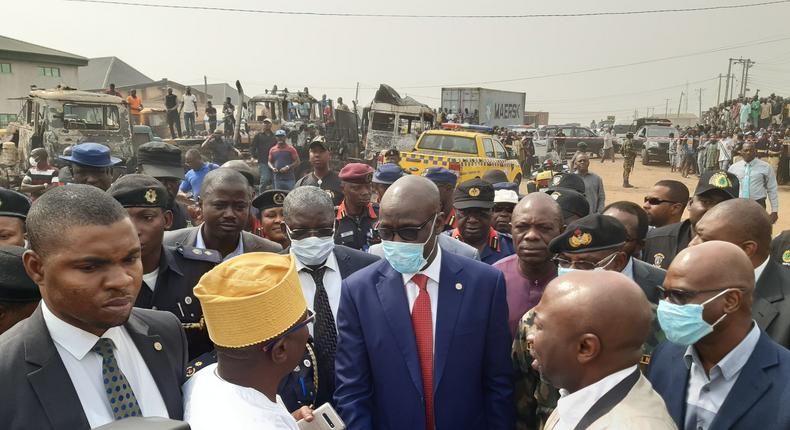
[334,175,514,430]
[647,241,790,430]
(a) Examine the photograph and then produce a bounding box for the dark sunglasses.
[656,286,743,304]
[284,224,335,241]
[376,214,436,241]
[262,310,315,352]
[644,197,678,205]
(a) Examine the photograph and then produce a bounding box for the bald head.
[512,192,563,227]
[692,199,772,266]
[667,240,754,298]
[529,271,651,392]
[380,175,440,215]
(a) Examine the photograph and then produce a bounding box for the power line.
[64,0,790,19]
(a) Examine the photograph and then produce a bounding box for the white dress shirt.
[183,363,298,430]
[195,225,244,261]
[728,159,779,212]
[554,365,639,430]
[621,257,635,281]
[754,256,769,283]
[41,302,169,428]
[683,323,760,430]
[142,268,159,292]
[401,246,443,348]
[293,250,342,336]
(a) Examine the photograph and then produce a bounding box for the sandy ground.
[520,155,790,233]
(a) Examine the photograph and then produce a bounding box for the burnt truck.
[363,84,434,161]
[440,87,525,128]
[3,88,133,186]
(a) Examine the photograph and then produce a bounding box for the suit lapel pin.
[153,341,163,351]
[455,283,463,291]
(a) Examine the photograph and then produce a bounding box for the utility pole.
[696,88,704,119]
[724,58,734,101]
[717,74,723,105]
[677,91,684,116]
[203,75,208,102]
[743,59,755,97]
[684,81,689,113]
[665,98,670,116]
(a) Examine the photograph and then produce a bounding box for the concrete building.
[189,82,249,107]
[115,79,210,111]
[0,35,88,127]
[79,56,153,91]
[524,111,549,127]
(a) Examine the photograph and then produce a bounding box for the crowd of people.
[2,92,790,430]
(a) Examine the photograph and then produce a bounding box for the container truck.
[440,87,526,128]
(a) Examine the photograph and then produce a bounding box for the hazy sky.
[4,0,790,124]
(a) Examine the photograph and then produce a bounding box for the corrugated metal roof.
[78,56,153,90]
[0,35,88,66]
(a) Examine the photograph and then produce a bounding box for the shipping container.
[440,87,526,128]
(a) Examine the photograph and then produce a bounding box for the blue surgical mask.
[382,215,437,274]
[657,288,733,346]
[557,267,576,277]
[290,236,335,266]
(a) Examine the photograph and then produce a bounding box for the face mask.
[290,236,335,266]
[657,288,733,346]
[29,157,37,166]
[382,214,437,274]
[557,267,576,277]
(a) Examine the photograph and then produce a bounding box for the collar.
[293,248,339,273]
[684,322,761,380]
[444,208,457,229]
[401,245,443,284]
[754,257,770,282]
[196,225,244,261]
[41,301,124,361]
[336,200,377,221]
[621,257,635,280]
[556,365,639,429]
[451,227,500,251]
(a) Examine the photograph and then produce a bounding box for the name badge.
[341,231,354,238]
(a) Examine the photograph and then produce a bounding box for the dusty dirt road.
[520,156,790,233]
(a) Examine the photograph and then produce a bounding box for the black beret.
[0,246,40,302]
[554,173,586,195]
[546,187,590,219]
[107,174,170,209]
[453,178,495,210]
[137,141,184,179]
[0,187,31,219]
[252,189,288,210]
[549,214,626,254]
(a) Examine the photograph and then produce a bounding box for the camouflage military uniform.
[621,137,637,186]
[512,304,665,430]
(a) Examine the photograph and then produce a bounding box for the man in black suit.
[691,198,790,348]
[282,185,379,409]
[603,201,667,303]
[0,185,187,430]
[164,168,281,259]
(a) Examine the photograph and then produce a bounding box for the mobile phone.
[296,403,346,430]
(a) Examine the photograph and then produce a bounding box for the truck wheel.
[641,149,649,165]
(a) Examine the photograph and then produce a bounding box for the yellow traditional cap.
[193,253,306,348]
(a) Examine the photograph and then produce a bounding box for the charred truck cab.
[10,88,133,182]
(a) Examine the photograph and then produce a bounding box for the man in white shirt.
[528,270,675,429]
[728,141,779,223]
[185,253,314,430]
[717,134,734,170]
[282,186,379,408]
[601,128,615,163]
[180,87,199,137]
[0,185,187,430]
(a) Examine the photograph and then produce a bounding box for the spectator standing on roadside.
[251,119,276,191]
[761,98,772,129]
[126,89,143,125]
[751,96,762,129]
[205,101,217,133]
[602,127,615,163]
[718,132,734,170]
[554,129,567,161]
[181,87,198,137]
[728,141,779,223]
[222,97,235,137]
[20,148,57,200]
[668,132,678,172]
[201,130,238,165]
[574,153,605,213]
[269,130,300,190]
[179,149,219,202]
[740,99,751,129]
[165,88,182,139]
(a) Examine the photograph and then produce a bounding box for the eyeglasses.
[644,197,678,205]
[656,286,744,304]
[284,224,335,240]
[552,252,620,271]
[262,310,315,352]
[376,213,437,241]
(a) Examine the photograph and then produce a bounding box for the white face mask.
[290,235,336,266]
[29,157,37,166]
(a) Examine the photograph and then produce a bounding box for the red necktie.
[411,274,434,430]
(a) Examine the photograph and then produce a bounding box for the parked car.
[542,125,607,157]
[635,125,674,165]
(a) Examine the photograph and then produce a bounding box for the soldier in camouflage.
[511,213,667,430]
[621,132,637,188]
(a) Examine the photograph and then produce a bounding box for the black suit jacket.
[333,245,381,278]
[754,260,790,348]
[163,226,282,254]
[0,306,188,430]
[632,258,667,304]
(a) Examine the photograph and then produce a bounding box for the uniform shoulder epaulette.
[185,350,217,378]
[174,244,222,264]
